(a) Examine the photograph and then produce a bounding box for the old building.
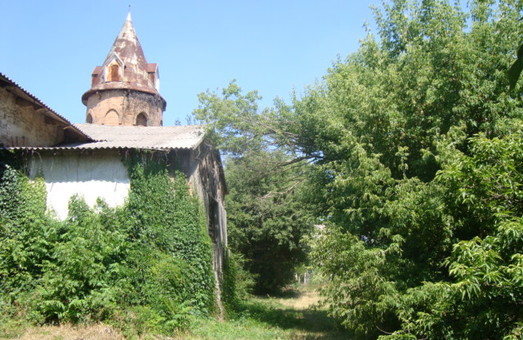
[22,123,228,309]
[1,13,227,310]
[0,73,88,147]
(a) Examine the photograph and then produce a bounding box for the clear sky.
[1,0,378,126]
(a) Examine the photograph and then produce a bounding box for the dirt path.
[1,323,125,340]
[275,287,322,309]
[255,286,351,340]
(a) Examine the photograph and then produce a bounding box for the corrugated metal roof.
[3,123,206,152]
[70,123,206,150]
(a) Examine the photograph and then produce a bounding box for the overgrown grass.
[0,315,29,339]
[1,287,352,340]
[185,286,353,340]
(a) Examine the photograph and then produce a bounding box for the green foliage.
[124,154,216,314]
[311,227,399,338]
[28,197,126,323]
[225,150,314,294]
[384,131,523,339]
[193,80,270,156]
[508,42,523,90]
[5,1,522,338]
[284,0,523,338]
[221,250,255,312]
[0,152,215,336]
[193,82,316,295]
[0,165,55,302]
[190,1,523,336]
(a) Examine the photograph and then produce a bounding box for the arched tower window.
[86,113,93,124]
[136,112,148,126]
[108,64,120,81]
[105,109,120,126]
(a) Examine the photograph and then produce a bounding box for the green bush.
[221,250,255,312]
[0,152,217,335]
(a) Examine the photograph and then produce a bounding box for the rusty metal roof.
[146,63,158,73]
[0,72,89,141]
[82,13,165,107]
[4,124,206,151]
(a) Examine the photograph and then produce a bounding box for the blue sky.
[1,0,378,125]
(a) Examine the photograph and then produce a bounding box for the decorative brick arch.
[104,109,120,126]
[136,112,147,126]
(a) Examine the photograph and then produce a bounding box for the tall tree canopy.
[194,0,523,337]
[193,82,315,294]
[294,0,523,338]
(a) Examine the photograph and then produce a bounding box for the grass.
[0,321,125,340]
[0,286,352,340]
[184,286,352,339]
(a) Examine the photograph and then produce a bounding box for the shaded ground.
[274,287,322,309]
[247,288,350,340]
[186,286,353,340]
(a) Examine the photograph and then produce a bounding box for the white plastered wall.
[29,150,130,220]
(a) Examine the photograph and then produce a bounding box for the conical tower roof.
[82,13,165,109]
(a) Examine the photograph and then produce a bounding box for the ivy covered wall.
[0,149,221,334]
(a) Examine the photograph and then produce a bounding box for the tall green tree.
[192,1,523,336]
[385,127,523,339]
[226,150,313,294]
[193,82,314,294]
[290,0,523,338]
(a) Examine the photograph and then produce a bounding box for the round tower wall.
[85,90,164,126]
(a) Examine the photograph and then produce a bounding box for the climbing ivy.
[123,152,216,315]
[0,151,216,335]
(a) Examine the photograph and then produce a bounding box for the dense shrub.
[303,1,523,338]
[221,250,255,312]
[0,152,216,335]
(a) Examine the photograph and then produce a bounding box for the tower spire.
[82,13,166,126]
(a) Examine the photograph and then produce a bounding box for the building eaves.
[2,124,207,151]
[3,143,197,152]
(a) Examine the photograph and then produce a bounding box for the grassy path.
[185,286,352,339]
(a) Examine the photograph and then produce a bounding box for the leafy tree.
[385,129,523,339]
[296,0,523,338]
[226,150,313,294]
[193,80,270,156]
[193,83,315,294]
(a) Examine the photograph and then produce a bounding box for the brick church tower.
[82,13,166,126]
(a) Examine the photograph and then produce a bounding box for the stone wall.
[85,89,164,126]
[178,144,228,314]
[0,85,65,147]
[172,145,228,263]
